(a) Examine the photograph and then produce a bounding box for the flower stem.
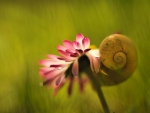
[85,68,110,113]
[78,55,110,113]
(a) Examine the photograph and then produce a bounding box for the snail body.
[98,34,137,85]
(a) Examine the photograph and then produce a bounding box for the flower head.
[39,33,100,95]
[57,34,90,58]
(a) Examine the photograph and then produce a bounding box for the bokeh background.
[0,0,150,113]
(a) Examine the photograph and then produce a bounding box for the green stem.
[85,69,110,113]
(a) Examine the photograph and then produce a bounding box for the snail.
[97,34,138,86]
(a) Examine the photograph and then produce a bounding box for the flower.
[39,33,100,95]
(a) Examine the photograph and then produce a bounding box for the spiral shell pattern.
[98,34,137,85]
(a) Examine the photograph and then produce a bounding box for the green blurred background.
[0,0,150,113]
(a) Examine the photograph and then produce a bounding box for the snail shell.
[98,34,137,86]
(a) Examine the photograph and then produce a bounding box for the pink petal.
[39,67,55,76]
[46,54,64,61]
[86,52,100,73]
[82,38,90,50]
[79,76,88,92]
[74,49,83,56]
[92,57,100,73]
[47,54,69,62]
[73,41,81,49]
[53,79,66,96]
[85,52,94,72]
[50,65,62,67]
[88,49,100,57]
[68,77,74,95]
[76,34,84,43]
[39,59,67,67]
[43,72,64,86]
[43,68,64,79]
[39,59,53,67]
[39,67,54,73]
[70,53,79,57]
[41,70,63,86]
[47,54,58,59]
[73,41,78,49]
[46,54,66,62]
[52,73,65,88]
[55,77,62,86]
[57,45,67,51]
[41,69,58,78]
[58,50,70,56]
[44,65,70,80]
[42,79,53,86]
[72,59,79,76]
[66,49,74,54]
[58,50,76,61]
[84,48,91,53]
[76,49,83,54]
[79,79,84,92]
[78,77,88,92]
[57,57,66,60]
[63,40,75,50]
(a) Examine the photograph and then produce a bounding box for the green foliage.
[0,0,150,112]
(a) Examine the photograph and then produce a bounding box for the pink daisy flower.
[39,33,100,95]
